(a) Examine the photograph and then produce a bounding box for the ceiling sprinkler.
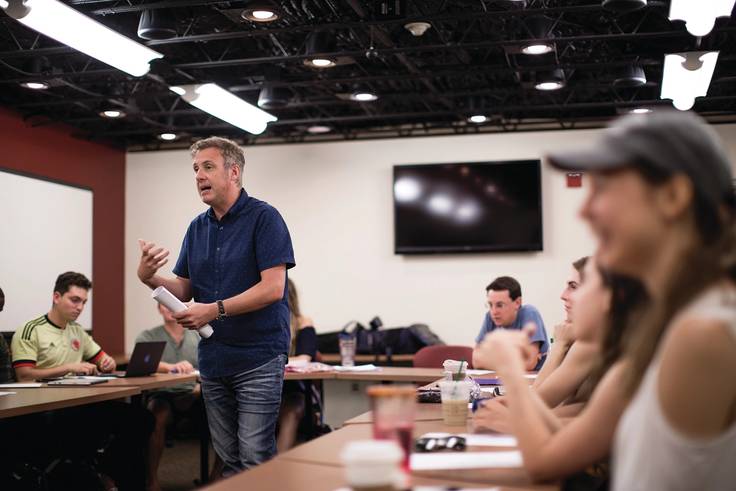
[404,22,431,37]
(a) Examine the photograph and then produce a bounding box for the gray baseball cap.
[547,110,734,210]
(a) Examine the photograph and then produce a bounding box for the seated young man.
[472,276,548,371]
[136,303,200,491]
[0,286,13,383]
[10,272,153,491]
[11,272,116,380]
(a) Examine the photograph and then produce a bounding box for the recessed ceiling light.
[350,91,378,102]
[467,115,488,124]
[307,58,335,68]
[21,81,49,90]
[100,109,125,118]
[535,81,565,91]
[521,43,553,55]
[306,125,332,134]
[158,132,177,141]
[535,68,566,91]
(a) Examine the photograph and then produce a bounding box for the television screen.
[393,160,543,254]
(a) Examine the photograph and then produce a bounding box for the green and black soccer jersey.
[11,315,104,370]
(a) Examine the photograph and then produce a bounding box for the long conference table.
[0,368,556,490]
[203,403,558,491]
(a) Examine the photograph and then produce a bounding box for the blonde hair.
[287,278,301,356]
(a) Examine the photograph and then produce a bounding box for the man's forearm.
[141,275,192,302]
[222,279,283,317]
[15,364,73,382]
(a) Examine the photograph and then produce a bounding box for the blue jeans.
[201,354,286,476]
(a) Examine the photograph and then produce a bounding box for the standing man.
[472,276,548,371]
[137,136,295,477]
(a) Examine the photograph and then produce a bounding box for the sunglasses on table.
[414,435,466,452]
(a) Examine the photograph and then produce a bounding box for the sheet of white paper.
[411,451,523,470]
[419,432,517,447]
[0,391,17,396]
[333,364,378,372]
[0,383,42,388]
[466,369,494,376]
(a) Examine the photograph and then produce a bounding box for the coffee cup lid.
[341,440,403,464]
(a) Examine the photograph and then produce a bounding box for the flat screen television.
[393,160,543,254]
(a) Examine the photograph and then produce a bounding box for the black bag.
[317,319,444,355]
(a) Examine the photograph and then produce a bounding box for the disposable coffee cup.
[341,440,402,491]
[439,380,471,426]
[339,333,356,367]
[442,360,467,381]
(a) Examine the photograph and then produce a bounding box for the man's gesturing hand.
[137,239,170,284]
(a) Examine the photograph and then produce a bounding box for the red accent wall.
[0,108,125,353]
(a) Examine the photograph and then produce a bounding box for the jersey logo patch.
[71,338,81,351]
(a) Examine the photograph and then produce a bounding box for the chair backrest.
[412,345,474,369]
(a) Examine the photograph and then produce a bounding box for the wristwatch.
[216,300,227,321]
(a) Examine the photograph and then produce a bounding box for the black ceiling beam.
[75,95,736,138]
[0,3,671,58]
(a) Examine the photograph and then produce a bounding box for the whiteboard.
[0,169,93,332]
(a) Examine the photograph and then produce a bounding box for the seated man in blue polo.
[472,276,548,371]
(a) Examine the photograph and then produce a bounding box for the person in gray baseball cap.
[547,110,736,491]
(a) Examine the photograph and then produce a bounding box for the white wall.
[125,125,736,352]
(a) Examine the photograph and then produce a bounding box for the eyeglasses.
[415,435,466,452]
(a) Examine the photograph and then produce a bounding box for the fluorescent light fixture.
[170,83,277,135]
[669,0,735,37]
[100,109,125,118]
[661,51,719,111]
[21,81,48,90]
[1,0,163,77]
[158,132,177,141]
[467,114,488,124]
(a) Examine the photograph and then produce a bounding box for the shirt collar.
[207,188,249,222]
[45,314,65,330]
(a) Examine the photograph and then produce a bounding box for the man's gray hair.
[190,136,245,186]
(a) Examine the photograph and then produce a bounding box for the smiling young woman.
[549,110,736,491]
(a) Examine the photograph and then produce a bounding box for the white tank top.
[612,286,736,491]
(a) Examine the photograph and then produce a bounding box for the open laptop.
[104,341,166,378]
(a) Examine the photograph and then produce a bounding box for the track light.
[170,83,277,135]
[241,1,281,23]
[613,65,647,88]
[521,16,555,56]
[661,51,719,111]
[602,0,647,13]
[258,85,291,109]
[535,69,566,90]
[137,9,177,40]
[304,31,336,69]
[1,0,163,77]
[20,81,48,90]
[669,0,735,37]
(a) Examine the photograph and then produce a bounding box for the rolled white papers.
[152,286,213,338]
